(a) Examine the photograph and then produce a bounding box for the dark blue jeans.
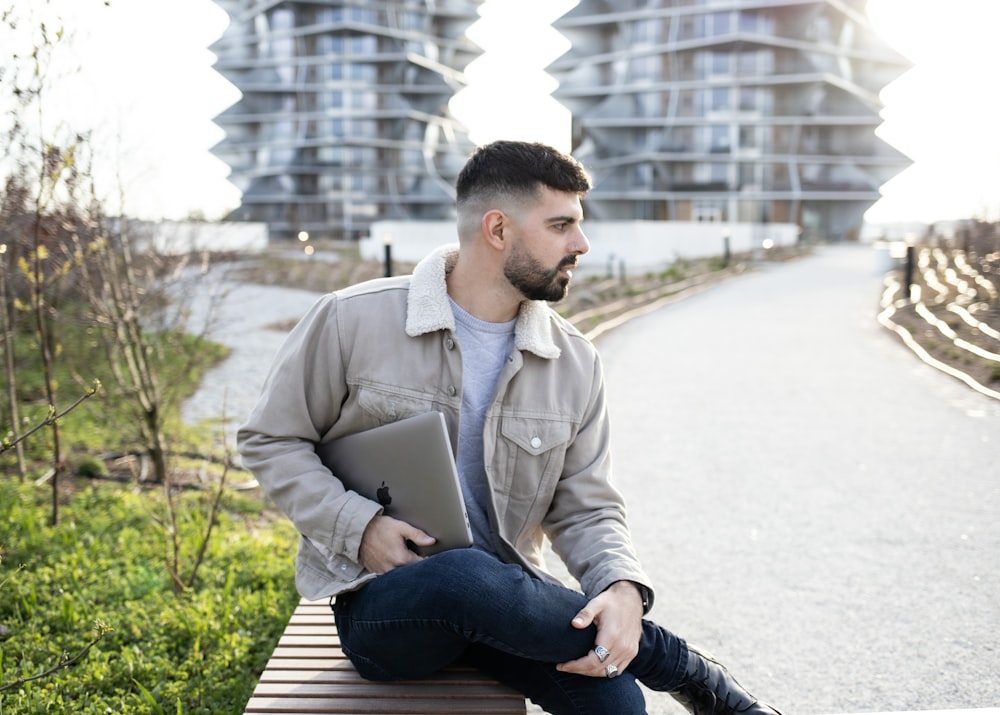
[331,549,688,715]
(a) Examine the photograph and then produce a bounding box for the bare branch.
[1,380,101,454]
[0,620,113,693]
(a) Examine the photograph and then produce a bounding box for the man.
[238,141,782,714]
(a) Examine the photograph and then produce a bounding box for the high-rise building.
[550,0,911,241]
[210,1,482,241]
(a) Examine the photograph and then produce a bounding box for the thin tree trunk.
[0,256,27,479]
[32,213,62,525]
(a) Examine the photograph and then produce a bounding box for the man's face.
[503,187,589,303]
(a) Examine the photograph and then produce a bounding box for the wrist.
[608,580,650,614]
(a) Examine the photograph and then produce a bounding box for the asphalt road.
[595,244,1000,714]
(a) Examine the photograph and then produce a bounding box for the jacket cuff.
[330,491,383,563]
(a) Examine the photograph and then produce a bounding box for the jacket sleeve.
[542,349,656,611]
[237,294,381,564]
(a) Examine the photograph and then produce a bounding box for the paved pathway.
[596,244,1000,714]
[181,267,322,433]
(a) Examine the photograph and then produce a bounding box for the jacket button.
[530,436,542,449]
[445,337,455,350]
[448,385,457,396]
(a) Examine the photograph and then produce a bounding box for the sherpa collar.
[405,244,561,360]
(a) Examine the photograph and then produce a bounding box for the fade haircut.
[455,141,591,230]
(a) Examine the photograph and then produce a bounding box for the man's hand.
[357,515,436,574]
[555,581,644,678]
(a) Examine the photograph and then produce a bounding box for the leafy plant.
[0,480,300,713]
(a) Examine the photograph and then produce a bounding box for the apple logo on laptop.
[376,481,392,507]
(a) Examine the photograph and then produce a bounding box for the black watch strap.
[635,583,652,614]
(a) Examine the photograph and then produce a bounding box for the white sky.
[3,0,999,225]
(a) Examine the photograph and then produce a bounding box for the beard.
[504,246,576,302]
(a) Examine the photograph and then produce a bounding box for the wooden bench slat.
[291,603,334,613]
[256,670,519,686]
[269,645,350,659]
[252,682,529,698]
[245,696,527,714]
[256,661,501,678]
[283,625,336,632]
[278,635,344,647]
[287,616,338,626]
[259,659,357,672]
[245,598,526,715]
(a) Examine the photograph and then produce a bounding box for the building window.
[739,162,759,187]
[679,15,698,41]
[738,11,765,34]
[629,19,660,44]
[738,125,758,149]
[707,12,732,36]
[710,87,730,112]
[737,50,757,75]
[636,91,661,117]
[711,51,730,75]
[710,125,730,153]
[629,54,659,82]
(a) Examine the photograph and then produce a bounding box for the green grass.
[0,479,301,714]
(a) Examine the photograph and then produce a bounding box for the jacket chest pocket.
[356,385,437,427]
[495,416,573,528]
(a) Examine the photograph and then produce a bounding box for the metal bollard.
[903,244,915,302]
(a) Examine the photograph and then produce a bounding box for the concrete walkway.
[181,268,322,432]
[596,244,999,713]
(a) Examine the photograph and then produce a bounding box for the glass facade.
[211,0,482,240]
[550,0,912,240]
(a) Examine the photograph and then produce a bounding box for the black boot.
[669,644,783,715]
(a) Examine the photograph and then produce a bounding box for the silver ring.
[605,663,619,679]
[593,645,610,663]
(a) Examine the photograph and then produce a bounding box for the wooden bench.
[244,598,528,714]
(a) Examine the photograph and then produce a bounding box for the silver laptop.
[316,411,473,556]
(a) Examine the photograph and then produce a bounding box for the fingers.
[571,606,596,629]
[556,643,627,678]
[557,584,643,678]
[358,515,436,573]
[555,651,601,676]
[401,521,437,548]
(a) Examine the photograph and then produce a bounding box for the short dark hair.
[456,141,591,208]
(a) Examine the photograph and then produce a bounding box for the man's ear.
[482,209,507,251]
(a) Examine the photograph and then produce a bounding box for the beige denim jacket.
[238,244,653,606]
